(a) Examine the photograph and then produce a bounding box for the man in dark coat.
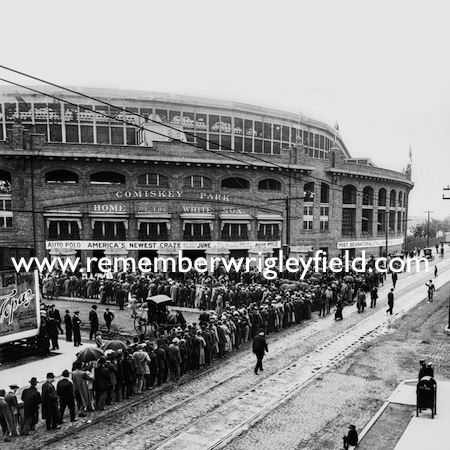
[42,373,60,430]
[57,370,77,423]
[201,327,213,365]
[216,321,227,359]
[343,424,358,449]
[122,350,136,399]
[72,311,82,347]
[154,342,167,386]
[387,288,394,315]
[94,357,111,410]
[146,343,159,389]
[21,377,42,435]
[46,310,59,350]
[89,305,99,340]
[252,329,268,375]
[116,286,127,310]
[104,308,115,332]
[64,309,73,342]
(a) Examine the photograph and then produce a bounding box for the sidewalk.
[0,338,96,390]
[356,379,450,449]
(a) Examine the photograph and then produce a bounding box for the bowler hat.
[47,372,55,379]
[29,377,38,385]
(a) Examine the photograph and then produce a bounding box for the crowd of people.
[1,253,421,443]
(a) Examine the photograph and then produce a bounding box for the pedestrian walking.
[425,280,435,302]
[252,329,268,375]
[434,266,438,278]
[104,308,115,332]
[42,372,61,430]
[356,288,366,313]
[89,305,99,340]
[386,288,394,315]
[370,286,378,308]
[391,271,398,288]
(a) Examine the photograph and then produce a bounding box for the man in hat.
[72,311,82,347]
[343,424,358,449]
[104,308,115,332]
[94,357,111,410]
[89,305,99,340]
[64,309,73,342]
[5,385,20,436]
[386,288,394,315]
[21,377,41,435]
[0,389,15,441]
[252,329,268,375]
[42,372,60,430]
[132,344,150,394]
[57,370,77,423]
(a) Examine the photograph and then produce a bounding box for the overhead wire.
[0,65,412,206]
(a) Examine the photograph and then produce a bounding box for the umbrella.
[147,294,172,305]
[76,346,104,363]
[102,340,127,352]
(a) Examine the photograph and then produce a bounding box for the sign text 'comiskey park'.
[115,190,231,202]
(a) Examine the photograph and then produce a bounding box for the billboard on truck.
[0,270,41,345]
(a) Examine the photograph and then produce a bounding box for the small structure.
[416,376,437,418]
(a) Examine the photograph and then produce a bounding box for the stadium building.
[0,87,413,271]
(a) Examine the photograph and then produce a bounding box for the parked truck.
[0,269,41,346]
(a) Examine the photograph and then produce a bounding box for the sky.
[1,0,449,222]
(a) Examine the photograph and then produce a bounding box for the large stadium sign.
[0,270,40,345]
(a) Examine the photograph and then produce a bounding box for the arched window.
[304,182,315,202]
[343,184,357,204]
[378,188,387,207]
[221,177,250,189]
[137,173,169,187]
[46,170,79,184]
[320,183,329,204]
[183,176,212,188]
[390,190,396,207]
[398,191,403,208]
[0,170,12,193]
[258,179,281,191]
[90,171,125,185]
[362,186,374,206]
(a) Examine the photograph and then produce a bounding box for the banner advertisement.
[46,240,282,251]
[0,270,40,345]
[337,237,404,250]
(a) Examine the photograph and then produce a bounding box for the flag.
[15,93,28,105]
[409,146,412,162]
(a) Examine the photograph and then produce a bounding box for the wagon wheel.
[134,316,147,336]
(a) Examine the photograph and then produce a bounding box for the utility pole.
[424,210,434,248]
[442,187,450,333]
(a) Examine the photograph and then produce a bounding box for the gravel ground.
[226,280,450,450]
